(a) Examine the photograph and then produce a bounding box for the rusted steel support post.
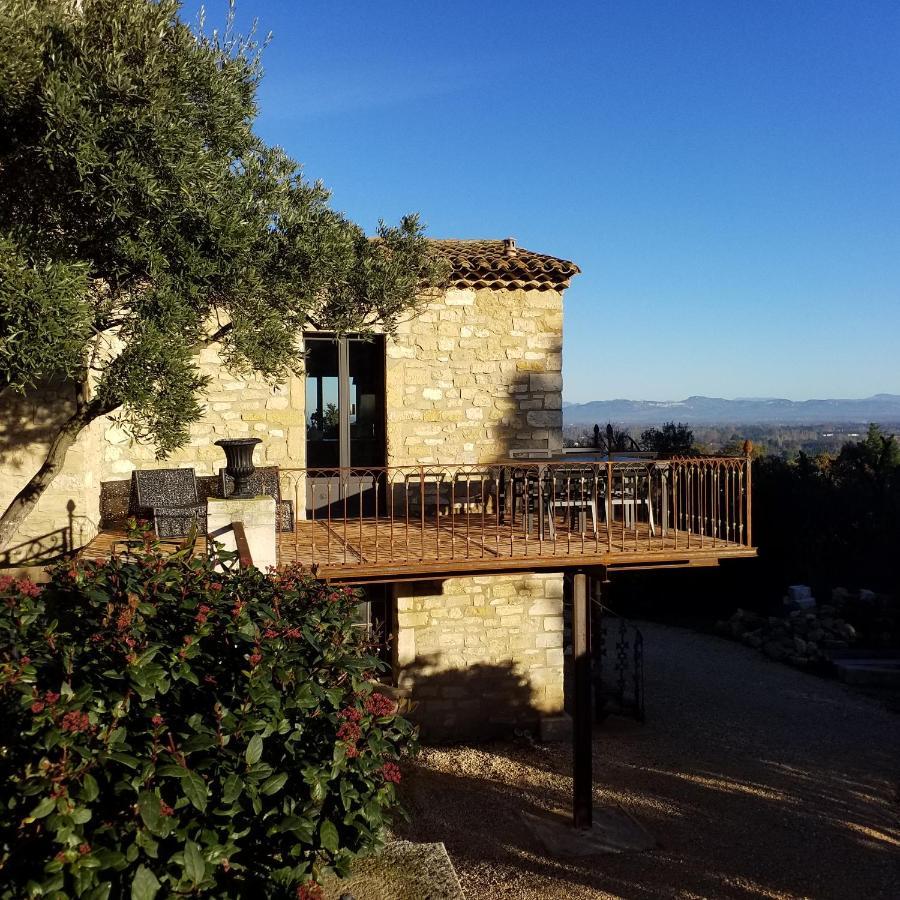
[571,569,593,829]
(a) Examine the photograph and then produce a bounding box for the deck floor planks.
[82,516,754,581]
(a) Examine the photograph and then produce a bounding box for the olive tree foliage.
[0,0,447,548]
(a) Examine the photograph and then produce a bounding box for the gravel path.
[397,623,900,899]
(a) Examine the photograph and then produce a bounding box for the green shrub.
[0,534,416,898]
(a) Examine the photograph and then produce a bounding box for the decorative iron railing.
[273,455,753,571]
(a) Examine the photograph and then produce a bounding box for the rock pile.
[716,594,857,668]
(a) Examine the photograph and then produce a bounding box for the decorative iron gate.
[592,598,645,722]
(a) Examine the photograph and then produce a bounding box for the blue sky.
[186,0,900,402]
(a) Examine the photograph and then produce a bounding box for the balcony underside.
[83,518,756,584]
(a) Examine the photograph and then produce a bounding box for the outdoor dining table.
[496,454,667,539]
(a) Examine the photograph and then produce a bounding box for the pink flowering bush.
[0,538,415,898]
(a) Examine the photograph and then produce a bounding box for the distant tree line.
[753,424,900,597]
[565,421,697,455]
[564,420,900,459]
[566,420,900,597]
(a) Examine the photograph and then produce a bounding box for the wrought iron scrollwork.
[592,599,644,722]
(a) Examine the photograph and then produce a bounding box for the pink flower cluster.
[262,623,304,640]
[337,707,363,756]
[336,720,361,743]
[30,690,61,714]
[381,762,402,784]
[60,711,92,734]
[296,882,324,900]
[0,575,42,597]
[364,692,396,717]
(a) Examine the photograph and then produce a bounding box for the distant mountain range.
[562,394,900,427]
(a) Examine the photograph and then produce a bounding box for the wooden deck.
[83,516,756,583]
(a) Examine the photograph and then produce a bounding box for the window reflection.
[305,338,340,468]
[349,338,384,467]
[304,335,385,470]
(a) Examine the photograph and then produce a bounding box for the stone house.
[0,237,580,738]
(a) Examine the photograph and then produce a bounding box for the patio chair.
[218,466,295,532]
[402,470,450,518]
[547,466,599,536]
[509,466,556,538]
[133,468,205,538]
[598,465,656,536]
[449,471,496,516]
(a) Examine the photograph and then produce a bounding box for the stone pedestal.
[207,497,277,571]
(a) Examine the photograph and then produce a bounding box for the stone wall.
[2,283,566,562]
[98,344,305,482]
[0,345,306,565]
[394,572,565,740]
[385,287,563,466]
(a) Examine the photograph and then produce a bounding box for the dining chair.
[547,466,599,535]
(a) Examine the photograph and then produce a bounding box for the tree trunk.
[0,402,108,552]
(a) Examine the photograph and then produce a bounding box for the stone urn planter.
[215,437,262,498]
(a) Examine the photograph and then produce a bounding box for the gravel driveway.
[397,623,899,899]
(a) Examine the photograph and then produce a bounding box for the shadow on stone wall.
[0,500,76,568]
[0,497,100,570]
[399,653,538,742]
[0,380,77,471]
[0,526,71,568]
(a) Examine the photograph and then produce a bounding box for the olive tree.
[0,0,446,548]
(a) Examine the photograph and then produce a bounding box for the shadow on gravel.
[397,619,900,900]
[397,732,899,900]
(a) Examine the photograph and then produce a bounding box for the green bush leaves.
[0,537,416,897]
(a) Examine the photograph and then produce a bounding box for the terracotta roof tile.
[429,238,580,291]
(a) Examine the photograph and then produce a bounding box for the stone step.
[834,658,900,686]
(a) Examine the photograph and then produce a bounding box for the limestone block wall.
[0,344,306,566]
[0,381,102,567]
[98,344,305,482]
[385,287,563,466]
[394,572,565,740]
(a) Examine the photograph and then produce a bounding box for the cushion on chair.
[133,468,199,511]
[151,504,206,539]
